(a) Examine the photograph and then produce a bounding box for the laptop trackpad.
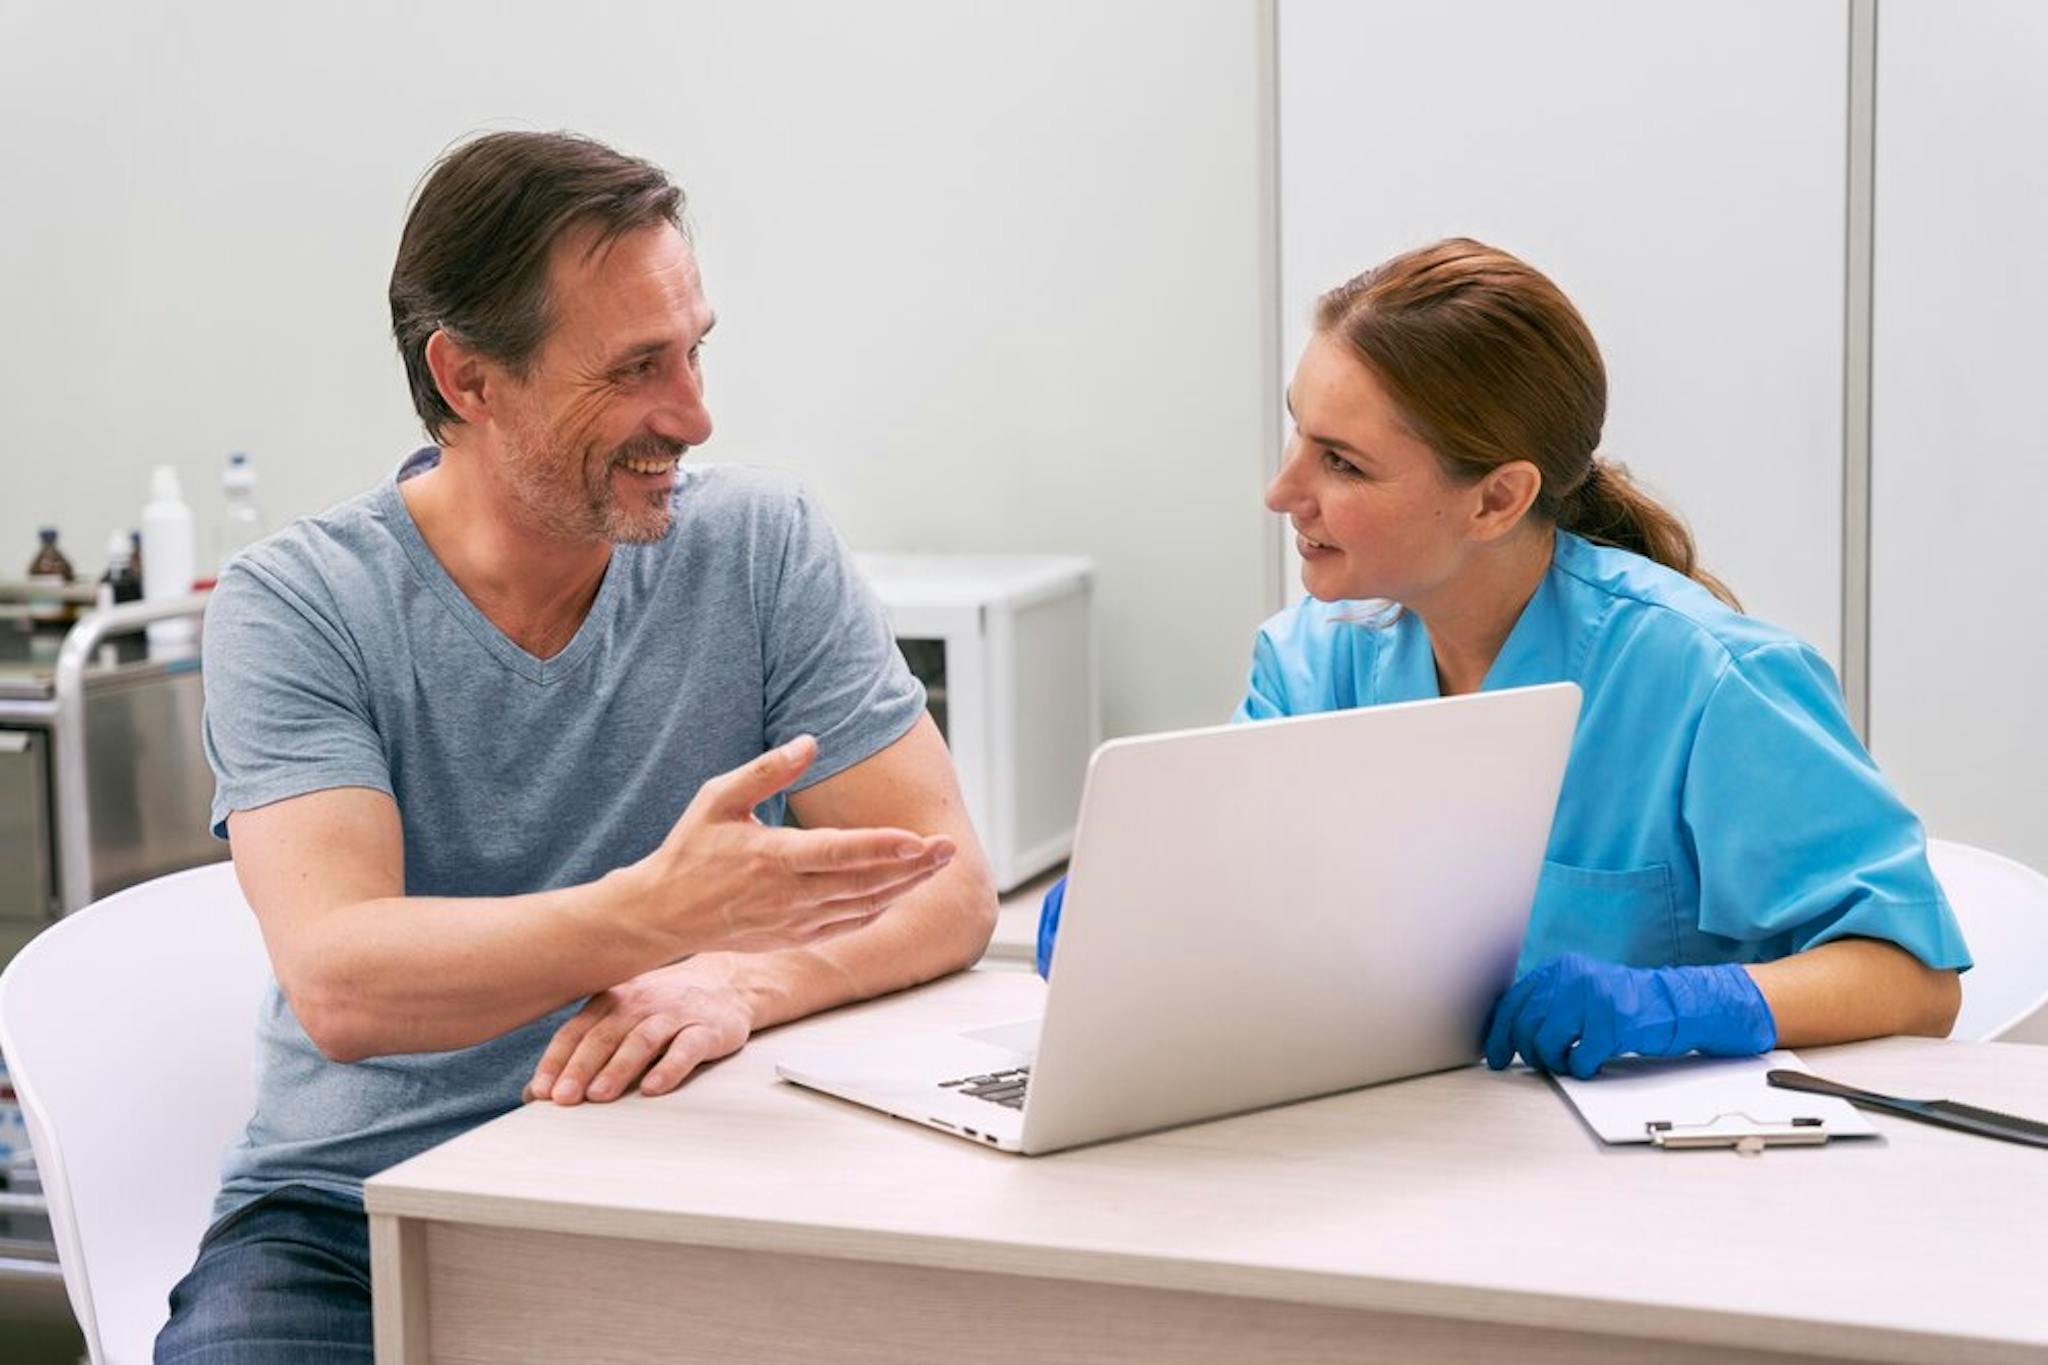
[959,1017,1041,1059]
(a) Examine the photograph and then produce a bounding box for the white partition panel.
[1277,0,1849,663]
[1870,1,2048,870]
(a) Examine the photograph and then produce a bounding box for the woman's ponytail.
[1555,459,1740,609]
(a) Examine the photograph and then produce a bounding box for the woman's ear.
[1471,460,1543,542]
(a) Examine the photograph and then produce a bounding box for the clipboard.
[1552,1050,1880,1152]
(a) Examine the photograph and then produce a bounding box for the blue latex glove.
[1483,952,1777,1079]
[1034,874,1067,979]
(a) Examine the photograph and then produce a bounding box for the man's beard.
[502,419,685,545]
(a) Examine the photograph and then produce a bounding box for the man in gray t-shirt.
[157,132,995,1363]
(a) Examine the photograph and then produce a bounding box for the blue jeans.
[154,1184,371,1363]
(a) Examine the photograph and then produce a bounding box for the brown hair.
[1315,238,1739,609]
[389,130,685,441]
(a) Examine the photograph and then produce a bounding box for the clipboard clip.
[1646,1112,1828,1154]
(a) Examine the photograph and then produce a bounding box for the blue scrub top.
[1235,530,1971,977]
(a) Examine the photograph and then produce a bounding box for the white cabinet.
[1869,1,2048,870]
[1277,0,1851,663]
[857,554,1098,893]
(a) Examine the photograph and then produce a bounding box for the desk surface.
[368,969,2048,1363]
[985,865,1060,966]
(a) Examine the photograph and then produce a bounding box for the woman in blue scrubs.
[1039,238,1968,1078]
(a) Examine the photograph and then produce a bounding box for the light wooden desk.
[366,969,2048,1364]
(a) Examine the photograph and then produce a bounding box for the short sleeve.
[202,559,393,838]
[758,491,926,789]
[1230,603,1377,723]
[1231,628,1292,723]
[1682,642,1971,970]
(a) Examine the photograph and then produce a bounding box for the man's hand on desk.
[525,954,756,1104]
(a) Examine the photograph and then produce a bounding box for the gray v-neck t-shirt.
[201,449,923,1218]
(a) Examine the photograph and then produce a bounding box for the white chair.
[1926,838,2048,1043]
[0,861,268,1365]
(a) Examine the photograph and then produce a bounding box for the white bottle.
[216,451,264,572]
[141,464,198,656]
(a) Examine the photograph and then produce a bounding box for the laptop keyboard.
[941,1066,1031,1110]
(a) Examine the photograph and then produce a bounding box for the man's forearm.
[290,863,685,1062]
[730,856,998,1032]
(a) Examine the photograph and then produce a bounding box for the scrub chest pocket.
[1521,861,1680,973]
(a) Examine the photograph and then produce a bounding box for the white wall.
[1277,0,1850,665]
[0,0,1273,738]
[1870,0,2048,870]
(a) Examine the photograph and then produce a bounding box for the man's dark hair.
[389,130,685,440]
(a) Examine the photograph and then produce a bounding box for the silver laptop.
[776,682,1580,1154]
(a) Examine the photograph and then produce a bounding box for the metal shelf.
[0,1252,62,1284]
[0,1189,49,1215]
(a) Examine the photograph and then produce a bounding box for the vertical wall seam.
[1257,0,1287,617]
[1844,0,1879,742]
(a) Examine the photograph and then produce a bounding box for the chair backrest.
[1927,838,2048,1042]
[0,861,270,1365]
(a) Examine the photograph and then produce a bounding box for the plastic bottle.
[215,451,264,573]
[26,528,75,625]
[141,465,198,655]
